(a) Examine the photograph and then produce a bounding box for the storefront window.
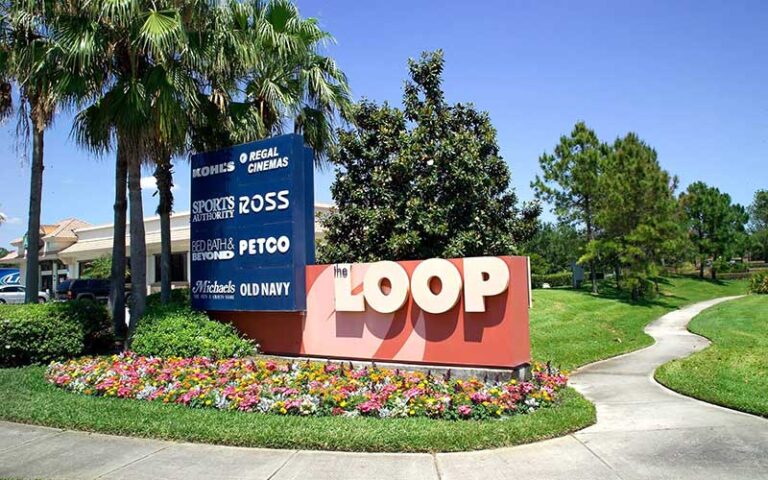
[154,253,187,282]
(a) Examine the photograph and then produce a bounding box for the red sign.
[215,256,531,369]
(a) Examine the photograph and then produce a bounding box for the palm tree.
[71,96,130,343]
[58,0,351,324]
[0,2,11,121]
[147,60,197,304]
[190,0,352,160]
[153,0,351,304]
[56,0,195,343]
[1,1,68,303]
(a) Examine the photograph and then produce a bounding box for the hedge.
[531,272,572,289]
[681,271,755,281]
[0,300,112,367]
[131,290,256,359]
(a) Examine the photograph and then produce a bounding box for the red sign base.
[213,256,531,369]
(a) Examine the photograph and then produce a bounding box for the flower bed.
[46,354,569,421]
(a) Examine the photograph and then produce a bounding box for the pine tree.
[680,182,749,279]
[532,122,608,293]
[588,133,684,299]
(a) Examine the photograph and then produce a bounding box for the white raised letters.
[410,258,462,314]
[334,257,510,314]
[363,261,410,314]
[463,257,510,312]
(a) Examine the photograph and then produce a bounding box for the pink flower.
[404,387,424,399]
[324,363,339,373]
[458,405,473,417]
[117,386,133,397]
[357,399,382,415]
[470,392,490,404]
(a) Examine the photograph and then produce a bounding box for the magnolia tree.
[318,51,540,263]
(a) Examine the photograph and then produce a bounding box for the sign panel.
[190,134,314,311]
[0,269,20,286]
[214,256,531,369]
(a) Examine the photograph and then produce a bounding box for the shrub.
[132,302,255,359]
[713,260,749,274]
[55,300,114,354]
[531,271,572,289]
[0,300,112,367]
[750,272,768,294]
[713,272,754,280]
[146,288,190,310]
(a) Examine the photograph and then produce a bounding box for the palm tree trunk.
[110,140,128,347]
[126,154,147,346]
[154,155,173,304]
[24,116,44,303]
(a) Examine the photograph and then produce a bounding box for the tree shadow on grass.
[544,274,740,310]
[566,279,680,310]
[664,273,728,287]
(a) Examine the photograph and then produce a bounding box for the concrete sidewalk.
[2,296,767,479]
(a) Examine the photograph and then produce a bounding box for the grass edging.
[654,295,768,419]
[0,366,595,453]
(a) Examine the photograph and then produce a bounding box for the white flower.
[426,159,434,166]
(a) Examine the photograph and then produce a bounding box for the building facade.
[1,204,330,295]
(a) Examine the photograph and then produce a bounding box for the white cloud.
[140,176,157,190]
[140,176,179,192]
[0,213,21,225]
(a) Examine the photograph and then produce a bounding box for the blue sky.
[1,0,767,248]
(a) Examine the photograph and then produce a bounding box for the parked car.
[0,285,49,304]
[56,279,112,302]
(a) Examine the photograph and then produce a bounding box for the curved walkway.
[2,297,767,480]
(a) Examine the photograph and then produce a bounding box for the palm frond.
[138,8,185,62]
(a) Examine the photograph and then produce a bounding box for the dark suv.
[56,279,112,302]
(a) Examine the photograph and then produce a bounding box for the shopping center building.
[0,204,330,295]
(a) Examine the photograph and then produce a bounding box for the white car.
[0,285,49,304]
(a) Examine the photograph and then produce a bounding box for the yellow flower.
[205,400,212,406]
[340,401,347,407]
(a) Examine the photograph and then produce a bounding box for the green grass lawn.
[655,295,768,418]
[530,276,749,370]
[0,366,593,452]
[0,275,748,452]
